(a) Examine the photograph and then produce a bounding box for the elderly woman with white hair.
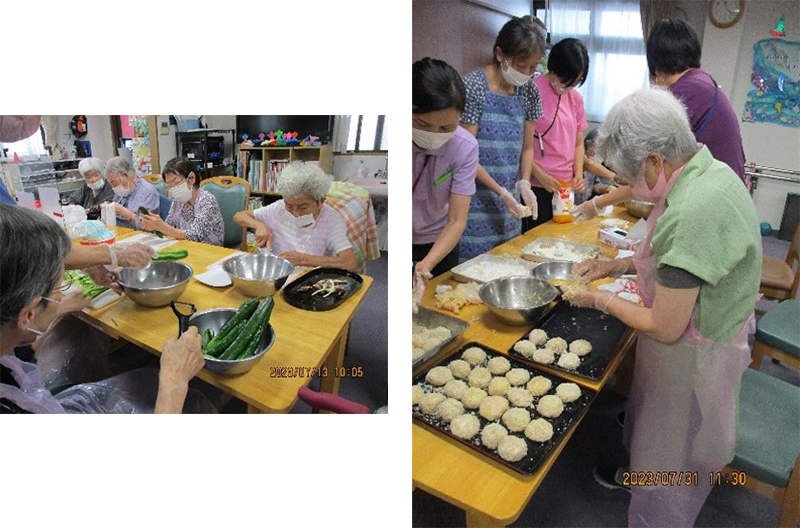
[103,156,159,230]
[68,157,115,216]
[233,162,357,271]
[564,88,761,527]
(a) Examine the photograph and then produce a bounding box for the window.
[346,115,388,152]
[549,0,649,121]
[0,126,47,159]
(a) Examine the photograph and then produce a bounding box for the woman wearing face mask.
[233,162,358,272]
[458,15,546,261]
[562,89,761,527]
[524,38,589,229]
[140,158,224,246]
[0,205,213,414]
[412,58,478,298]
[67,157,114,217]
[103,156,160,230]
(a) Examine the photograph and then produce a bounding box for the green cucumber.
[235,299,275,360]
[206,299,259,349]
[152,249,189,262]
[202,329,214,349]
[218,297,273,361]
[203,320,247,358]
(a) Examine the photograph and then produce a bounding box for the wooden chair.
[200,176,250,249]
[750,299,800,370]
[727,367,800,527]
[760,223,800,305]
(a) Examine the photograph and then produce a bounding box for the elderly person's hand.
[59,290,94,313]
[107,241,157,269]
[109,202,136,224]
[160,327,204,385]
[140,212,167,233]
[83,265,123,294]
[254,223,273,251]
[572,258,630,284]
[563,290,616,313]
[278,251,311,267]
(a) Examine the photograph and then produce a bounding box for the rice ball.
[527,329,548,346]
[419,392,446,414]
[545,337,568,354]
[537,394,564,418]
[556,382,581,403]
[462,347,487,366]
[426,366,454,386]
[481,423,508,449]
[487,376,511,396]
[532,348,555,365]
[569,339,592,357]
[527,376,552,396]
[448,359,472,379]
[557,352,580,370]
[479,395,509,421]
[525,418,554,442]
[506,368,531,386]
[513,340,537,358]
[450,414,480,440]
[502,407,532,432]
[436,398,465,423]
[506,387,534,408]
[412,385,425,405]
[487,356,511,375]
[497,435,528,462]
[461,387,488,409]
[413,348,426,361]
[443,379,469,400]
[468,367,492,388]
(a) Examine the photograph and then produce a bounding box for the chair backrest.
[153,180,167,197]
[787,223,800,298]
[325,181,380,273]
[200,176,250,248]
[158,194,173,221]
[141,174,162,185]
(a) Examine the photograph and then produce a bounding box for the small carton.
[598,227,640,252]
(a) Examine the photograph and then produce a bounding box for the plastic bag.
[70,219,115,243]
[62,205,87,231]
[552,186,574,223]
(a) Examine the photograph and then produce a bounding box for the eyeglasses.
[57,279,74,293]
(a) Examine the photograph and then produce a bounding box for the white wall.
[332,153,388,181]
[701,1,800,228]
[85,115,114,161]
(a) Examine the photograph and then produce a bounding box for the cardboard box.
[598,227,641,251]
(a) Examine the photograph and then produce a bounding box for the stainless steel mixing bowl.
[117,261,193,307]
[223,254,295,297]
[479,277,559,326]
[530,260,576,283]
[624,200,655,219]
[188,308,275,375]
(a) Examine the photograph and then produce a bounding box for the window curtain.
[0,126,46,158]
[551,0,650,121]
[639,0,680,42]
[331,115,351,153]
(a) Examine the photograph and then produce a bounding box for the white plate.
[194,268,232,287]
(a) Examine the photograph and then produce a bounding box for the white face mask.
[87,179,105,191]
[112,182,132,198]
[293,213,316,229]
[169,181,193,203]
[28,296,61,337]
[501,60,532,87]
[412,128,456,150]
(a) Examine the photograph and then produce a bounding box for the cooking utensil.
[223,253,294,297]
[117,261,193,307]
[623,200,655,219]
[170,301,197,336]
[479,277,558,326]
[412,306,470,368]
[184,307,275,375]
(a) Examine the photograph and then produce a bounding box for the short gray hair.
[276,162,332,201]
[0,205,71,325]
[596,88,699,183]
[78,157,105,178]
[105,156,136,180]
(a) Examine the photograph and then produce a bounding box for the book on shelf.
[267,159,290,192]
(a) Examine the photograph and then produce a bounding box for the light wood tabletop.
[76,227,373,414]
[412,207,639,527]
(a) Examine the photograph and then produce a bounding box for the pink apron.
[624,167,755,527]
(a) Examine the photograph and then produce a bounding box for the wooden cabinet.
[237,144,333,198]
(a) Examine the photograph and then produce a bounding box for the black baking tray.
[282,267,363,311]
[412,342,597,476]
[508,301,631,381]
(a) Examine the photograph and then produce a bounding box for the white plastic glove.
[413,262,433,307]
[563,290,616,313]
[515,180,539,220]
[498,188,527,219]
[113,241,157,269]
[570,198,601,222]
[572,258,630,284]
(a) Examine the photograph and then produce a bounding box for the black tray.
[282,268,363,311]
[412,342,597,476]
[508,301,631,381]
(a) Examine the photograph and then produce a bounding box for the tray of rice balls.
[412,342,597,476]
[508,301,631,381]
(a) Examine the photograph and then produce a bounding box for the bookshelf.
[237,144,332,203]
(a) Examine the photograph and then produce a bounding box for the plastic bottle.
[552,182,574,223]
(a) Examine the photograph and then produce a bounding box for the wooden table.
[76,227,373,413]
[413,207,639,527]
